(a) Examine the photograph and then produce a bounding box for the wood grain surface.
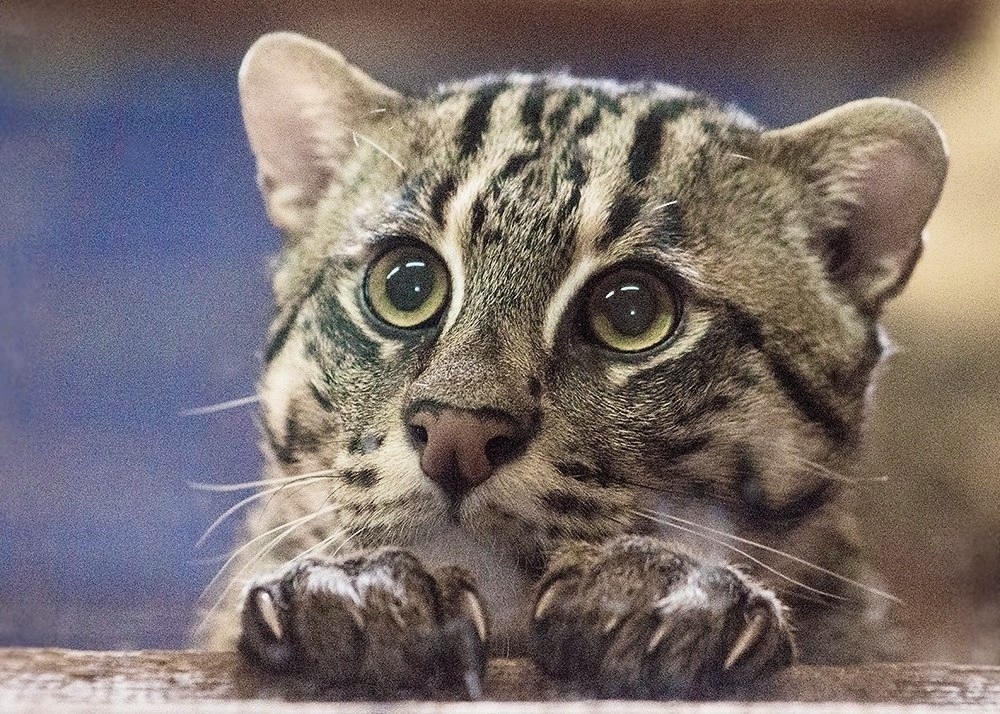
[0,648,998,712]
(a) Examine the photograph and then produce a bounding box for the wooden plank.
[0,648,998,712]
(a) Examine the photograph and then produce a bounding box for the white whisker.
[188,552,231,566]
[189,468,339,493]
[197,504,343,630]
[632,508,846,601]
[639,509,901,605]
[195,475,334,549]
[291,521,365,562]
[179,394,259,417]
[351,130,405,170]
[788,453,890,485]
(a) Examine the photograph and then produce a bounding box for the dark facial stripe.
[311,277,382,366]
[591,92,624,117]
[541,490,603,518]
[555,182,582,230]
[597,191,642,249]
[262,418,295,465]
[308,383,334,412]
[264,266,327,364]
[546,90,581,133]
[628,108,665,183]
[500,151,536,181]
[574,105,602,137]
[553,155,586,228]
[342,468,378,488]
[428,174,457,227]
[469,195,487,238]
[520,80,547,141]
[627,98,701,184]
[645,434,712,470]
[282,406,324,460]
[457,82,506,159]
[725,304,852,445]
[652,200,685,249]
[556,461,612,487]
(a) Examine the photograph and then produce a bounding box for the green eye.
[365,245,450,329]
[587,268,679,353]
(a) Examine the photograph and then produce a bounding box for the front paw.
[238,549,488,696]
[532,535,793,698]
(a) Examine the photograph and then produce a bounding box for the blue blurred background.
[2,1,995,658]
[1,31,273,646]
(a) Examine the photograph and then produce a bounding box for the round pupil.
[384,258,435,312]
[601,282,656,337]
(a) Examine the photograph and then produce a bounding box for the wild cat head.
[238,33,946,567]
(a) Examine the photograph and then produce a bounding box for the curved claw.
[255,589,284,641]
[724,610,768,671]
[533,585,560,621]
[463,669,483,700]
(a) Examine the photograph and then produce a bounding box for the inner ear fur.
[763,98,947,314]
[239,32,407,238]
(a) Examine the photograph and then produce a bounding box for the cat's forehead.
[390,77,763,314]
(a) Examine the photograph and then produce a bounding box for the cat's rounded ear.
[762,98,947,314]
[239,32,407,237]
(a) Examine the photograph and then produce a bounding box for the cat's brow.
[541,253,600,349]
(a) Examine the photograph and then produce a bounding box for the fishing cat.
[201,31,947,698]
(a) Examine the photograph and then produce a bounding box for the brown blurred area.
[1,1,978,109]
[860,3,1000,665]
[4,1,996,662]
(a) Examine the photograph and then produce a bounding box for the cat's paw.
[238,549,488,697]
[531,535,793,698]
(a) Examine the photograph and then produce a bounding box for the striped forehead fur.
[325,77,720,272]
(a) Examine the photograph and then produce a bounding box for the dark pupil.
[385,258,434,312]
[602,281,656,337]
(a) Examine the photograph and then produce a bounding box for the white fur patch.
[304,565,364,606]
[436,229,466,336]
[304,561,404,607]
[410,525,533,657]
[654,571,711,615]
[370,428,431,501]
[259,331,310,443]
[541,253,600,349]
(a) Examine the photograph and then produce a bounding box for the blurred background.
[1,1,996,662]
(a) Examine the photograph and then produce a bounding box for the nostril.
[405,405,530,494]
[484,433,520,467]
[408,423,429,448]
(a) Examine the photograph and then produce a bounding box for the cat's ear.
[239,32,406,236]
[763,98,947,313]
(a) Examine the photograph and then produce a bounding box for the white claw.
[255,590,283,641]
[463,590,489,643]
[602,613,624,634]
[646,619,672,654]
[464,669,483,701]
[533,586,559,621]
[724,610,768,670]
[344,601,366,631]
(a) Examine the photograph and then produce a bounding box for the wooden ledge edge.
[0,648,997,707]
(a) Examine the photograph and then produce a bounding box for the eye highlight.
[586,267,679,353]
[364,244,450,329]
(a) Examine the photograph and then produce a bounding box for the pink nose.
[407,408,523,496]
